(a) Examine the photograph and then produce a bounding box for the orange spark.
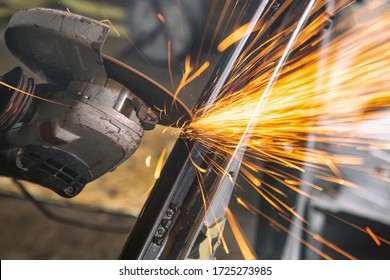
[365,227,382,246]
[323,210,390,245]
[217,23,253,52]
[208,0,233,57]
[236,197,256,215]
[180,0,390,258]
[240,167,261,187]
[0,80,64,106]
[154,148,166,179]
[313,234,357,260]
[167,40,175,91]
[173,56,209,103]
[156,13,166,24]
[145,155,151,168]
[245,198,333,259]
[189,155,207,173]
[183,0,390,194]
[326,159,343,178]
[226,208,257,260]
[315,175,359,189]
[275,210,358,260]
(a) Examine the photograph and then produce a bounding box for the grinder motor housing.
[0,8,159,198]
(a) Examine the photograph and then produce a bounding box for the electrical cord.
[12,179,134,234]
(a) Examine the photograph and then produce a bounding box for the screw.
[19,159,28,168]
[16,157,29,171]
[156,226,165,237]
[166,209,174,219]
[64,186,76,196]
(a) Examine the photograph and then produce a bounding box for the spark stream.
[119,265,203,276]
[181,0,390,259]
[183,1,390,193]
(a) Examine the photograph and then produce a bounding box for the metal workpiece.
[119,131,240,259]
[119,139,211,259]
[161,154,239,260]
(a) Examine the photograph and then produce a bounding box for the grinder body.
[0,8,158,197]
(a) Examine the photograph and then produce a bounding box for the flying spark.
[157,13,166,24]
[226,207,258,260]
[154,148,166,179]
[365,226,382,247]
[0,80,65,106]
[145,155,152,168]
[173,56,210,103]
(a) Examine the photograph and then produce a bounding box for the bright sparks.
[156,13,166,24]
[173,56,210,102]
[217,23,252,52]
[145,155,152,168]
[183,1,390,191]
[181,0,390,259]
[154,148,166,179]
[365,226,382,246]
[0,80,64,106]
[226,207,258,260]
